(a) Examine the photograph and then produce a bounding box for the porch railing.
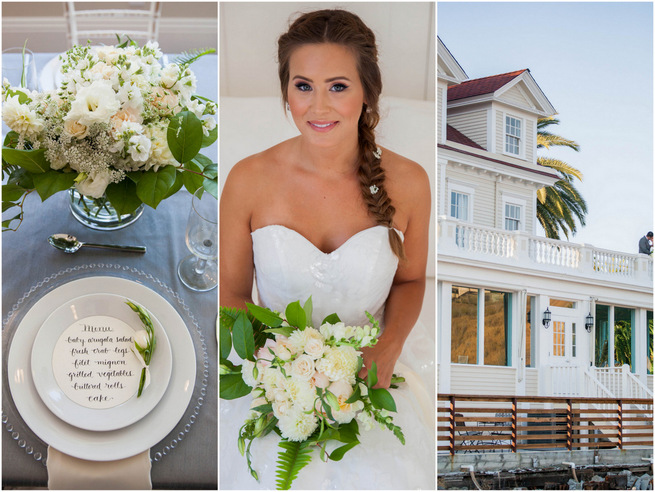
[437,394,653,455]
[438,217,653,287]
[593,365,654,399]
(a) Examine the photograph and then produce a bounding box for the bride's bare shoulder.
[224,138,297,190]
[381,148,430,201]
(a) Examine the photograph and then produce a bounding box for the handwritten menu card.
[52,315,142,409]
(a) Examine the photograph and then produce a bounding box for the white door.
[547,317,582,396]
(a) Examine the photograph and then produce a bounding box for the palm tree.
[536,117,588,240]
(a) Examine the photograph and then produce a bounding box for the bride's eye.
[330,83,348,92]
[294,82,312,92]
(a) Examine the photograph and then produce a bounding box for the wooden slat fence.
[437,394,653,455]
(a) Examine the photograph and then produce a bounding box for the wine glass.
[2,47,37,91]
[177,188,218,292]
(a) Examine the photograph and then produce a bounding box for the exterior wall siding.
[446,166,495,228]
[525,368,539,396]
[437,82,445,143]
[448,110,487,149]
[498,85,532,109]
[451,365,516,395]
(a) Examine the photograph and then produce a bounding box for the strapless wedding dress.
[220,225,435,490]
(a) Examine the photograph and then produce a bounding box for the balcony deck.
[438,217,653,291]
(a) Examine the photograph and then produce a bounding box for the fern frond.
[219,306,244,331]
[275,440,313,490]
[174,48,216,67]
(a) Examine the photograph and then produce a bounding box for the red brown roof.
[447,125,484,150]
[448,69,528,102]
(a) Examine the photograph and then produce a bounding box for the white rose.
[272,399,292,419]
[291,354,315,381]
[74,170,111,198]
[160,64,180,87]
[303,337,325,359]
[67,80,120,126]
[63,118,89,139]
[241,360,258,388]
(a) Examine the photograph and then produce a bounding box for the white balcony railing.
[438,217,653,287]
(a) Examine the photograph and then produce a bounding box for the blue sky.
[438,1,653,254]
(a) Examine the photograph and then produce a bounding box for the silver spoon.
[48,233,146,254]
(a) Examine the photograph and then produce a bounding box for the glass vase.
[69,189,145,231]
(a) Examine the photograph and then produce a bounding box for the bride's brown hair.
[278,9,405,260]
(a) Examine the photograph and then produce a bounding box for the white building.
[437,37,653,401]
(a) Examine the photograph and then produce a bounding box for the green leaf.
[335,419,359,443]
[367,361,378,388]
[328,441,359,461]
[321,313,341,325]
[2,184,27,202]
[285,301,306,329]
[203,177,218,199]
[369,388,397,412]
[245,302,283,328]
[232,310,255,361]
[201,124,217,148]
[344,383,361,404]
[219,373,252,400]
[163,170,184,199]
[6,167,34,189]
[203,162,218,179]
[182,159,205,194]
[275,440,313,490]
[219,322,232,360]
[136,166,177,208]
[32,171,77,201]
[167,111,203,164]
[250,403,273,414]
[2,148,49,173]
[3,131,20,148]
[303,297,313,326]
[324,390,339,411]
[263,326,295,338]
[105,179,143,216]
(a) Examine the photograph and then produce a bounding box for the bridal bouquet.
[220,298,405,490]
[1,39,217,231]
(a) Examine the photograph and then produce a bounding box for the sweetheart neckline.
[251,224,401,256]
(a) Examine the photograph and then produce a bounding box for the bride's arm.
[360,159,431,388]
[219,159,257,309]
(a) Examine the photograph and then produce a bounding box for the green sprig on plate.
[126,300,156,397]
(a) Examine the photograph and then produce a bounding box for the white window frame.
[501,195,527,232]
[504,114,524,158]
[447,182,475,223]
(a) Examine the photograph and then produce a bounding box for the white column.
[635,308,647,383]
[477,289,485,365]
[515,290,527,396]
[609,306,615,368]
[438,281,452,393]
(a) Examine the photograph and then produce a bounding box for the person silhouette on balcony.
[638,232,653,255]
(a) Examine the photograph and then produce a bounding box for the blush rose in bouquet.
[220,298,405,490]
[2,38,217,231]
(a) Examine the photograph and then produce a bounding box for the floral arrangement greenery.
[220,298,405,490]
[126,300,156,397]
[1,38,217,231]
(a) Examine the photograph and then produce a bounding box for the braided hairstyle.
[277,9,405,260]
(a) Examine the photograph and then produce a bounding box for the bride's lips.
[308,121,339,132]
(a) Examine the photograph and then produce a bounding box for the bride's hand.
[359,338,402,389]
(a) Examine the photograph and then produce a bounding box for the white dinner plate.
[31,293,173,431]
[7,276,196,461]
[38,55,63,92]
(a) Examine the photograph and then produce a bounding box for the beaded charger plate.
[2,264,210,464]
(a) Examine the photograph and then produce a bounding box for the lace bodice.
[251,225,400,327]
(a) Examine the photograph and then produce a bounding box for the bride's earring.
[286,102,290,112]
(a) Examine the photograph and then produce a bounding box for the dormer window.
[505,115,522,156]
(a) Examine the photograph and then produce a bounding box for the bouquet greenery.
[1,38,217,231]
[220,298,404,490]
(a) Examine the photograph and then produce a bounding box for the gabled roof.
[437,37,468,84]
[447,69,557,117]
[448,69,528,101]
[447,125,484,150]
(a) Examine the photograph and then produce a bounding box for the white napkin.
[47,447,152,490]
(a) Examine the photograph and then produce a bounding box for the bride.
[220,9,434,489]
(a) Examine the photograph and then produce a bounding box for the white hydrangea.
[282,378,315,412]
[288,327,322,353]
[316,345,359,383]
[277,407,319,442]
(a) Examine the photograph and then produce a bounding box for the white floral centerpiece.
[220,298,405,490]
[1,39,217,231]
